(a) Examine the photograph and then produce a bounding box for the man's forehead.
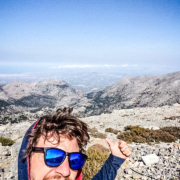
[36,134,80,152]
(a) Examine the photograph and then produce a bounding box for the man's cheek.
[31,153,43,167]
[30,153,47,180]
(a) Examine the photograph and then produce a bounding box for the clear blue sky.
[0,0,180,74]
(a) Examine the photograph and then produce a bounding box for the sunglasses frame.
[32,147,87,170]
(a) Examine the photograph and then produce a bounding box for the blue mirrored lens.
[69,153,87,170]
[45,149,65,167]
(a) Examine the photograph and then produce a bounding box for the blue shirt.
[92,154,125,180]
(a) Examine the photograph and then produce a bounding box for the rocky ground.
[116,142,180,180]
[81,103,180,133]
[0,104,180,179]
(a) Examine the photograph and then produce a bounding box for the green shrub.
[0,137,15,146]
[82,144,110,180]
[105,127,120,135]
[88,127,106,139]
[117,126,178,143]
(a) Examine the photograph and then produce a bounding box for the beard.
[30,173,72,180]
[43,175,72,180]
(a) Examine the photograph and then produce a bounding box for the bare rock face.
[82,71,180,116]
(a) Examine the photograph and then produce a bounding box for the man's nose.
[55,157,71,177]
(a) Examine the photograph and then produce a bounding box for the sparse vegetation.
[161,127,180,139]
[163,116,180,120]
[105,127,120,134]
[30,108,42,113]
[117,125,179,143]
[88,127,106,139]
[121,114,129,117]
[0,137,15,146]
[82,144,110,180]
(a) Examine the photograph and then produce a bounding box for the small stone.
[132,172,142,179]
[132,161,139,168]
[123,174,132,178]
[173,143,180,149]
[124,168,133,174]
[129,158,135,164]
[139,162,144,167]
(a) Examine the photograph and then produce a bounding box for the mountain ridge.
[0,79,85,113]
[79,71,180,116]
[0,71,180,116]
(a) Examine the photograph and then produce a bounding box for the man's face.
[30,134,80,180]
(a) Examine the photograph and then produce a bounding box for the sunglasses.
[32,147,87,170]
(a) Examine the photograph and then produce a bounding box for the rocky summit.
[0,104,180,180]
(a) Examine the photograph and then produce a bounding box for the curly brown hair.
[26,107,89,157]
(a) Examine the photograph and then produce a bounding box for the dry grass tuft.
[117,125,178,143]
[82,144,110,180]
[163,116,180,120]
[88,127,106,139]
[105,127,120,134]
[0,137,15,146]
[160,127,180,139]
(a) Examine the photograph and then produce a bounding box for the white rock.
[173,103,180,107]
[151,126,160,130]
[141,154,159,165]
[132,161,139,168]
[139,162,144,167]
[0,125,7,131]
[143,126,160,130]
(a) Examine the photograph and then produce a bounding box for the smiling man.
[18,108,131,180]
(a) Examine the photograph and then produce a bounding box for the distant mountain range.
[0,71,180,117]
[0,80,85,113]
[0,71,126,93]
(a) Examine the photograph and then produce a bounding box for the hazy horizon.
[1,0,180,75]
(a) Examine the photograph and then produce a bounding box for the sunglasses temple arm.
[32,147,45,152]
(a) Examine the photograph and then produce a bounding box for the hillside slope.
[81,71,180,116]
[0,71,180,116]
